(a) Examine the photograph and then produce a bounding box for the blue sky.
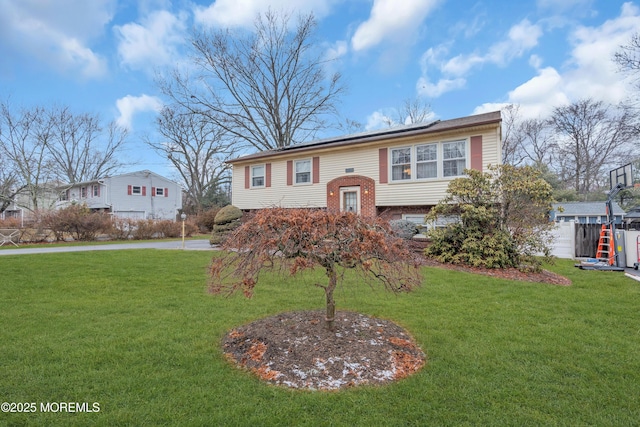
[1,0,638,178]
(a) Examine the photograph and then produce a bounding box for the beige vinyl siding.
[231,125,501,210]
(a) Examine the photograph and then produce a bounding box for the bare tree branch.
[159,10,345,151]
[147,106,235,212]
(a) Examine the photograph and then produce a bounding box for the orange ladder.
[595,224,615,265]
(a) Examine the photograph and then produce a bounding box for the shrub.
[214,205,243,224]
[132,219,157,240]
[426,165,555,271]
[107,218,135,240]
[42,205,111,241]
[389,219,418,240]
[154,220,179,238]
[195,207,221,232]
[210,205,243,246]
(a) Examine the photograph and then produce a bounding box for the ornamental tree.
[209,208,422,330]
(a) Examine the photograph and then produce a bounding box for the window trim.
[390,147,412,181]
[415,143,438,180]
[131,185,142,195]
[442,139,467,178]
[250,164,266,188]
[389,139,468,183]
[294,158,312,185]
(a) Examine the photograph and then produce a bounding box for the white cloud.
[529,54,543,69]
[474,3,640,120]
[193,0,336,28]
[364,111,392,131]
[417,19,543,98]
[351,0,441,52]
[561,2,639,104]
[474,67,570,119]
[116,95,163,130]
[417,76,466,98]
[325,40,348,61]
[0,0,112,78]
[486,19,543,66]
[114,10,187,73]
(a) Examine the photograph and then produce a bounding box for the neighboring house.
[228,111,502,221]
[1,181,64,225]
[551,201,625,225]
[56,170,182,220]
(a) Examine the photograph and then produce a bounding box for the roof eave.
[227,111,501,164]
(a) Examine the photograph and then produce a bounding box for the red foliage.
[209,208,422,328]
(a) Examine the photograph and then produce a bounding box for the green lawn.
[1,250,639,426]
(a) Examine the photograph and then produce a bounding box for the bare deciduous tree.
[548,99,637,193]
[383,97,433,128]
[0,101,131,216]
[0,102,55,214]
[0,154,20,214]
[147,106,234,212]
[501,104,526,165]
[47,106,129,183]
[614,32,640,81]
[519,118,556,167]
[160,10,345,151]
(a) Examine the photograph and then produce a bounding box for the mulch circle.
[222,310,426,391]
[421,258,572,286]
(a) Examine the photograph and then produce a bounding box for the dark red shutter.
[379,148,388,184]
[244,166,250,189]
[164,188,168,197]
[312,157,320,184]
[151,187,156,197]
[142,186,146,196]
[287,160,293,186]
[127,185,132,195]
[470,136,483,171]
[266,163,272,188]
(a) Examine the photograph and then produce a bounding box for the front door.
[340,186,360,214]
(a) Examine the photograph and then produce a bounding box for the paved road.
[0,239,215,256]
[2,240,639,279]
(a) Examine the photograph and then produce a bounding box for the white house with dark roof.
[551,201,625,225]
[57,170,183,220]
[227,111,502,220]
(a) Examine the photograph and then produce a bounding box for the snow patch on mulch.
[222,310,426,391]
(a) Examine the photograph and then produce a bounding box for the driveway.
[0,239,215,256]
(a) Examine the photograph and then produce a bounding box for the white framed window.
[295,159,311,184]
[391,147,412,181]
[92,185,100,197]
[442,140,466,177]
[416,144,437,179]
[251,165,265,188]
[390,140,468,182]
[132,185,142,195]
[155,187,164,196]
[80,187,87,198]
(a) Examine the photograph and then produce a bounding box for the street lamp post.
[181,213,187,249]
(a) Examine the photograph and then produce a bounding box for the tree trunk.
[324,265,337,331]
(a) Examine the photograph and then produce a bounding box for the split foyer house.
[57,170,182,221]
[228,111,502,222]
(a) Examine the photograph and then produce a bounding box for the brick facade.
[326,175,376,217]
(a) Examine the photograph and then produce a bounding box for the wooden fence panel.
[574,224,601,258]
